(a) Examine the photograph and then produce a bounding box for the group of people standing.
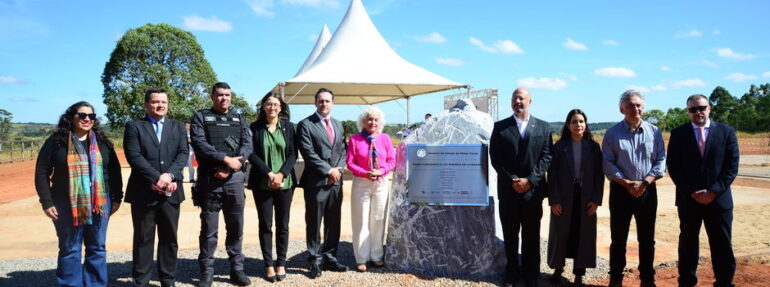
[35,84,396,287]
[490,88,739,287]
[34,84,739,287]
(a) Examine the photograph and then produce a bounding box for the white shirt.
[315,111,335,139]
[514,114,530,137]
[691,119,711,144]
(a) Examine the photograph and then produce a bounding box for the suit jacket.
[247,119,298,190]
[667,121,739,209]
[296,113,347,188]
[489,115,553,201]
[124,116,189,206]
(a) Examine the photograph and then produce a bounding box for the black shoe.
[276,273,286,281]
[573,275,584,287]
[230,270,251,286]
[640,281,657,287]
[198,274,213,287]
[309,263,322,279]
[161,282,176,287]
[524,279,538,287]
[608,279,623,287]
[322,261,349,272]
[549,267,565,284]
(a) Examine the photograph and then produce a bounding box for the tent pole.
[406,96,411,126]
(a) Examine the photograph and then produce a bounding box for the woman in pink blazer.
[346,106,397,272]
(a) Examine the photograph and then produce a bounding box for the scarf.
[361,131,382,182]
[67,131,108,226]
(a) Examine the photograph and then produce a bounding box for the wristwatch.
[642,179,651,186]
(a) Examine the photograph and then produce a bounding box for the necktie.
[697,126,706,157]
[324,118,334,144]
[155,121,162,143]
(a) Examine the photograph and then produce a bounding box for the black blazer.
[34,134,123,210]
[667,121,739,209]
[123,116,188,206]
[247,119,298,190]
[296,113,347,188]
[489,115,553,201]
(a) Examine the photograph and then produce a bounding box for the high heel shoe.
[276,266,286,281]
[265,266,276,283]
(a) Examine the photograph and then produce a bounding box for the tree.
[102,23,253,131]
[663,107,689,131]
[709,86,737,125]
[643,109,665,127]
[0,109,12,142]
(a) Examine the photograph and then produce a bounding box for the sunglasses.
[76,112,97,121]
[687,106,708,113]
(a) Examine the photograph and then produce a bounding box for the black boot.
[549,267,565,285]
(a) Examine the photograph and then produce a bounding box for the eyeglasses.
[76,112,97,121]
[687,106,708,113]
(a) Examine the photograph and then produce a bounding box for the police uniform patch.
[220,116,227,121]
[232,117,240,121]
[204,116,216,121]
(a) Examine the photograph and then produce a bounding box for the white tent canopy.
[274,0,469,106]
[294,25,331,77]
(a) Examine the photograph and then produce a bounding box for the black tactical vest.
[201,109,243,157]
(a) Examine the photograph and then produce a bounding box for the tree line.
[644,84,770,133]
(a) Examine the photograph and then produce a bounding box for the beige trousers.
[350,177,389,264]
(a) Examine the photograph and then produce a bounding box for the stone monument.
[385,99,506,276]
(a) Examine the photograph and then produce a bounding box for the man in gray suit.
[296,88,349,278]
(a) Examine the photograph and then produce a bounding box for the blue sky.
[1,0,769,125]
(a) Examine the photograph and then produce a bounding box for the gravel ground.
[0,237,612,287]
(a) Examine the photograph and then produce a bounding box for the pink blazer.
[346,133,397,178]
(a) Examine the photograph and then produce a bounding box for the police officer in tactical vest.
[189,82,253,287]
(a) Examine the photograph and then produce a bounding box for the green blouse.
[257,122,294,190]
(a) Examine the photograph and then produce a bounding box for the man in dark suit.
[296,88,349,278]
[667,94,739,287]
[124,88,189,287]
[490,87,553,287]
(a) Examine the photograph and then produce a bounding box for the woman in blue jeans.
[35,101,123,286]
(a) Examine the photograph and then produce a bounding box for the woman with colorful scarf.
[35,101,123,286]
[247,92,297,283]
[346,106,396,272]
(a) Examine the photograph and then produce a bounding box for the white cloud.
[674,29,702,38]
[670,78,707,88]
[435,58,464,67]
[713,29,721,35]
[516,77,567,90]
[415,32,446,44]
[716,48,755,60]
[763,72,770,78]
[558,72,578,81]
[468,37,524,54]
[602,40,619,46]
[9,97,38,102]
[563,38,587,51]
[651,85,667,91]
[182,15,233,32]
[0,75,24,84]
[724,73,757,82]
[626,85,651,93]
[660,66,670,71]
[246,0,275,18]
[593,67,637,78]
[281,0,340,8]
[700,60,718,68]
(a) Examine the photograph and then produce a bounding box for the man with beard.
[490,88,553,287]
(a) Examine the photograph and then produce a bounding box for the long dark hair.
[558,109,594,142]
[256,92,290,123]
[52,101,113,149]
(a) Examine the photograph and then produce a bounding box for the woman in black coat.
[247,92,297,282]
[34,101,123,286]
[546,109,604,287]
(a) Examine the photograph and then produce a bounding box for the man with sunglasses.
[666,94,739,287]
[123,88,189,287]
[602,90,666,287]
